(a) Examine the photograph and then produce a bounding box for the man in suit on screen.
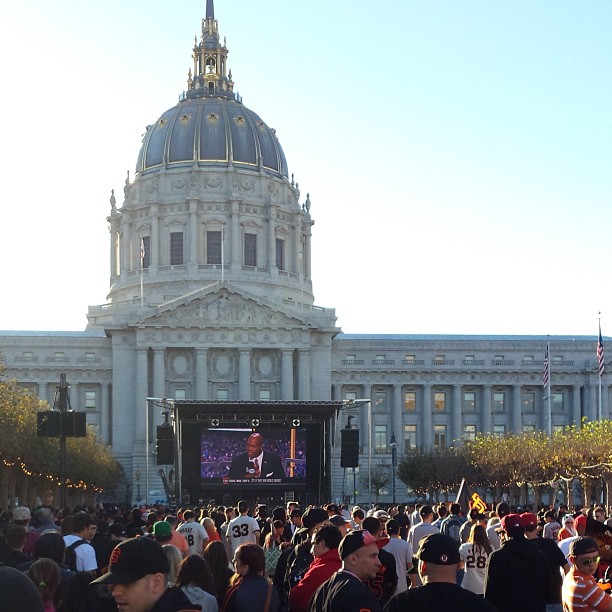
[227,432,286,480]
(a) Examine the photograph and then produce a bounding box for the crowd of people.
[0,498,612,611]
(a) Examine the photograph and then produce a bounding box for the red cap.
[500,514,523,531]
[520,513,538,528]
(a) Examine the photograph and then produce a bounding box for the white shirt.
[177,520,209,555]
[459,542,490,595]
[63,534,97,572]
[226,515,260,552]
[383,537,414,595]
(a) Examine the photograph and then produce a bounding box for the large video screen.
[200,427,307,484]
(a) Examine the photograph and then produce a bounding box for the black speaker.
[340,428,359,467]
[156,426,174,465]
[62,412,87,437]
[37,411,61,437]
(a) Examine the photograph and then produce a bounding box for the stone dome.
[136,96,288,178]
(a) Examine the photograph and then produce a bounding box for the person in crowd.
[383,518,415,595]
[0,524,29,567]
[221,543,280,612]
[351,507,365,530]
[432,504,448,530]
[386,533,497,612]
[308,530,382,612]
[543,510,562,540]
[28,558,61,612]
[562,536,612,611]
[225,501,260,555]
[440,503,467,543]
[264,520,287,549]
[394,505,411,540]
[202,517,221,543]
[126,507,147,538]
[227,433,285,481]
[486,502,510,550]
[284,508,303,541]
[63,511,98,574]
[458,523,492,595]
[179,510,209,556]
[361,516,397,607]
[0,564,44,612]
[484,513,550,611]
[408,504,439,552]
[459,508,486,544]
[162,544,183,587]
[559,514,578,540]
[594,507,608,523]
[522,511,569,612]
[329,515,351,537]
[91,536,201,612]
[289,524,342,612]
[175,554,218,612]
[204,540,234,607]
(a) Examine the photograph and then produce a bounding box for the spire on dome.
[183,1,236,101]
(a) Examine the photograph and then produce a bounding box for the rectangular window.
[374,424,387,450]
[23,351,33,361]
[259,389,271,401]
[553,355,563,363]
[523,392,536,413]
[463,392,476,412]
[434,425,447,449]
[404,425,417,451]
[207,231,222,264]
[84,390,97,410]
[464,355,475,363]
[216,388,229,400]
[463,424,477,441]
[170,232,184,265]
[374,391,387,411]
[404,391,416,412]
[174,389,187,400]
[244,233,257,267]
[523,355,534,363]
[523,424,536,433]
[493,392,505,412]
[434,355,445,363]
[275,238,285,271]
[493,425,506,437]
[434,392,446,412]
[345,391,357,402]
[552,392,564,412]
[405,354,416,363]
[141,236,151,268]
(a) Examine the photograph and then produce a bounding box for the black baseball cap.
[91,537,169,585]
[570,537,599,557]
[415,533,461,565]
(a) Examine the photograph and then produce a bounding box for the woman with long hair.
[162,544,183,586]
[221,544,280,612]
[28,558,61,612]
[459,523,492,595]
[175,554,218,612]
[204,540,234,607]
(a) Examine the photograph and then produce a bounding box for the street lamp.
[342,399,372,509]
[390,432,397,505]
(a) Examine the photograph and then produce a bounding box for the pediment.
[141,286,308,329]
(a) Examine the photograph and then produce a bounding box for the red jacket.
[289,547,341,612]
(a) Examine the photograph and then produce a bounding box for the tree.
[359,463,390,502]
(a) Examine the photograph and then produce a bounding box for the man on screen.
[227,432,286,480]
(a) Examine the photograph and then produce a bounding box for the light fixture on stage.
[211,418,220,427]
[251,418,260,427]
[292,419,301,427]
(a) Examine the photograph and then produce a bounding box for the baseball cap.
[499,514,523,531]
[91,537,170,585]
[496,502,511,518]
[339,530,378,560]
[13,507,31,521]
[302,507,329,529]
[152,521,172,540]
[570,537,599,557]
[520,513,538,528]
[373,510,390,520]
[0,564,44,612]
[415,533,461,565]
[330,515,350,527]
[109,523,127,538]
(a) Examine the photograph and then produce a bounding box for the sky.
[2,0,611,335]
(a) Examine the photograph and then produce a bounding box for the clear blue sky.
[2,1,611,335]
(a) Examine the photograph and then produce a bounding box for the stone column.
[238,350,251,400]
[362,385,372,452]
[100,383,110,445]
[298,350,311,400]
[422,384,433,448]
[151,204,159,270]
[452,384,462,444]
[572,384,582,427]
[281,350,294,400]
[189,200,198,272]
[70,383,79,411]
[512,385,522,433]
[588,384,598,421]
[195,349,208,399]
[481,385,492,434]
[231,201,240,270]
[392,384,403,447]
[268,204,276,270]
[109,219,118,278]
[136,348,148,445]
[603,385,609,420]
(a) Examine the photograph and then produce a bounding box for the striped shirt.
[562,567,612,611]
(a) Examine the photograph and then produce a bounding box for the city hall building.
[0,3,607,504]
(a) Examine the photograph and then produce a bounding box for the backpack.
[65,538,87,571]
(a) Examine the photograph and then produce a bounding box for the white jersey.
[226,515,261,552]
[177,520,208,555]
[459,542,490,595]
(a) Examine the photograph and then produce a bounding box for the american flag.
[542,343,550,387]
[140,236,145,266]
[598,325,605,377]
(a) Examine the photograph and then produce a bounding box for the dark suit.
[227,450,286,480]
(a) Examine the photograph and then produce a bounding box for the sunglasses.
[579,556,600,566]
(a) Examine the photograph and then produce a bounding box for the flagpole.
[547,339,551,437]
[598,314,604,421]
[140,236,144,311]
